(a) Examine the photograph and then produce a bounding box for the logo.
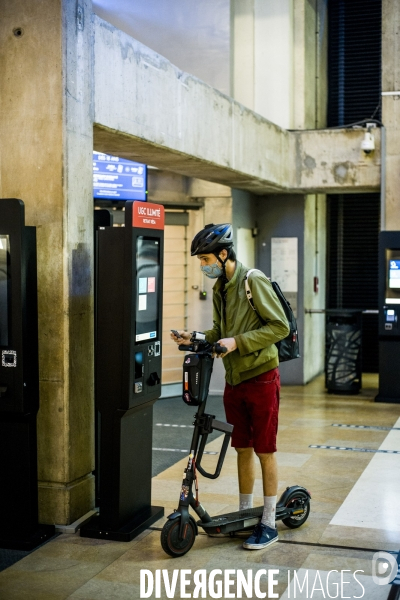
[132,202,165,230]
[372,551,399,585]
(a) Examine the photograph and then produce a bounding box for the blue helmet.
[190,223,233,256]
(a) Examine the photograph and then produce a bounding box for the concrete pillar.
[0,0,94,524]
[382,0,400,230]
[235,0,328,384]
[293,0,328,383]
[230,0,294,128]
[293,0,328,130]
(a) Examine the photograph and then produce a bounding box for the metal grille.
[328,0,382,126]
[327,194,380,372]
[327,194,380,310]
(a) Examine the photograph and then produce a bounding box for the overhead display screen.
[0,235,10,346]
[135,237,160,342]
[93,151,147,201]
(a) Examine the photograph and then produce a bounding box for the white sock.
[261,495,277,528]
[239,493,253,511]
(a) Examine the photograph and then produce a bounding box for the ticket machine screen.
[0,235,10,346]
[386,250,400,304]
[135,236,160,342]
[389,260,400,288]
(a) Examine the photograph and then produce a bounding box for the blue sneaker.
[242,523,278,550]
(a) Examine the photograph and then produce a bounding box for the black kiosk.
[81,201,164,541]
[376,231,400,403]
[0,198,54,549]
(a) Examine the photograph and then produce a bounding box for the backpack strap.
[244,269,259,312]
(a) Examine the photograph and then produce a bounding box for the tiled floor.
[1,374,399,599]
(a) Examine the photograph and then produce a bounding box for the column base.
[0,524,56,551]
[80,506,164,542]
[375,394,400,404]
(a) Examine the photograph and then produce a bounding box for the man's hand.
[215,337,237,357]
[170,330,192,346]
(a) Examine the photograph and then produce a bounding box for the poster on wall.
[271,237,298,316]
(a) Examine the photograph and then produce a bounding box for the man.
[171,223,289,550]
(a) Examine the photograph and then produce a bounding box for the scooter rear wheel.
[161,517,196,557]
[282,490,310,529]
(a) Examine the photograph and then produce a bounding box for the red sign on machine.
[132,202,165,230]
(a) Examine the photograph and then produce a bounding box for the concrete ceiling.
[92,0,231,95]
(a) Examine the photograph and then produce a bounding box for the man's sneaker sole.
[242,535,279,550]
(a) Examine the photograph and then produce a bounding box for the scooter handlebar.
[177,341,227,355]
[213,343,227,356]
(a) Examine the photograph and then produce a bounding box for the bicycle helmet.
[190,223,233,257]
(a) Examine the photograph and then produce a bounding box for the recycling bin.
[325,309,362,394]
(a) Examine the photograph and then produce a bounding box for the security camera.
[361,130,375,154]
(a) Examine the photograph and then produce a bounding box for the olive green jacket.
[203,261,290,386]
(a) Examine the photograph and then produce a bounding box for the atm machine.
[0,199,54,549]
[376,231,400,403]
[81,201,164,541]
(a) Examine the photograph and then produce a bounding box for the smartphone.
[171,329,181,338]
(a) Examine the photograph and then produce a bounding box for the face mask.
[201,261,223,279]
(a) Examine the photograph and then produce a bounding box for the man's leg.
[256,452,278,497]
[223,383,254,510]
[236,447,256,494]
[256,452,278,529]
[242,370,280,549]
[242,450,279,549]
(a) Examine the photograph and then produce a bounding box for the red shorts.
[223,368,280,454]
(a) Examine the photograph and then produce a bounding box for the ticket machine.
[81,201,164,541]
[0,198,54,549]
[376,231,400,402]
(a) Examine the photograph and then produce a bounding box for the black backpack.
[244,270,300,362]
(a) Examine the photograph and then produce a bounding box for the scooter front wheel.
[161,517,196,557]
[282,489,310,529]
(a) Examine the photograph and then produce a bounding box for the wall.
[93,0,231,96]
[231,189,257,244]
[256,196,305,385]
[255,193,326,384]
[231,0,294,128]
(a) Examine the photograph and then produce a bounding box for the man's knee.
[255,451,275,463]
[236,447,254,456]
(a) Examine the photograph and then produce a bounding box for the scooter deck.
[197,507,263,535]
[197,503,297,535]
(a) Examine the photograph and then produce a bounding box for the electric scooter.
[160,333,311,558]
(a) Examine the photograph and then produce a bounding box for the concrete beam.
[291,128,381,194]
[93,16,380,195]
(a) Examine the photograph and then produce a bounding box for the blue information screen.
[93,151,147,201]
[389,260,400,289]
